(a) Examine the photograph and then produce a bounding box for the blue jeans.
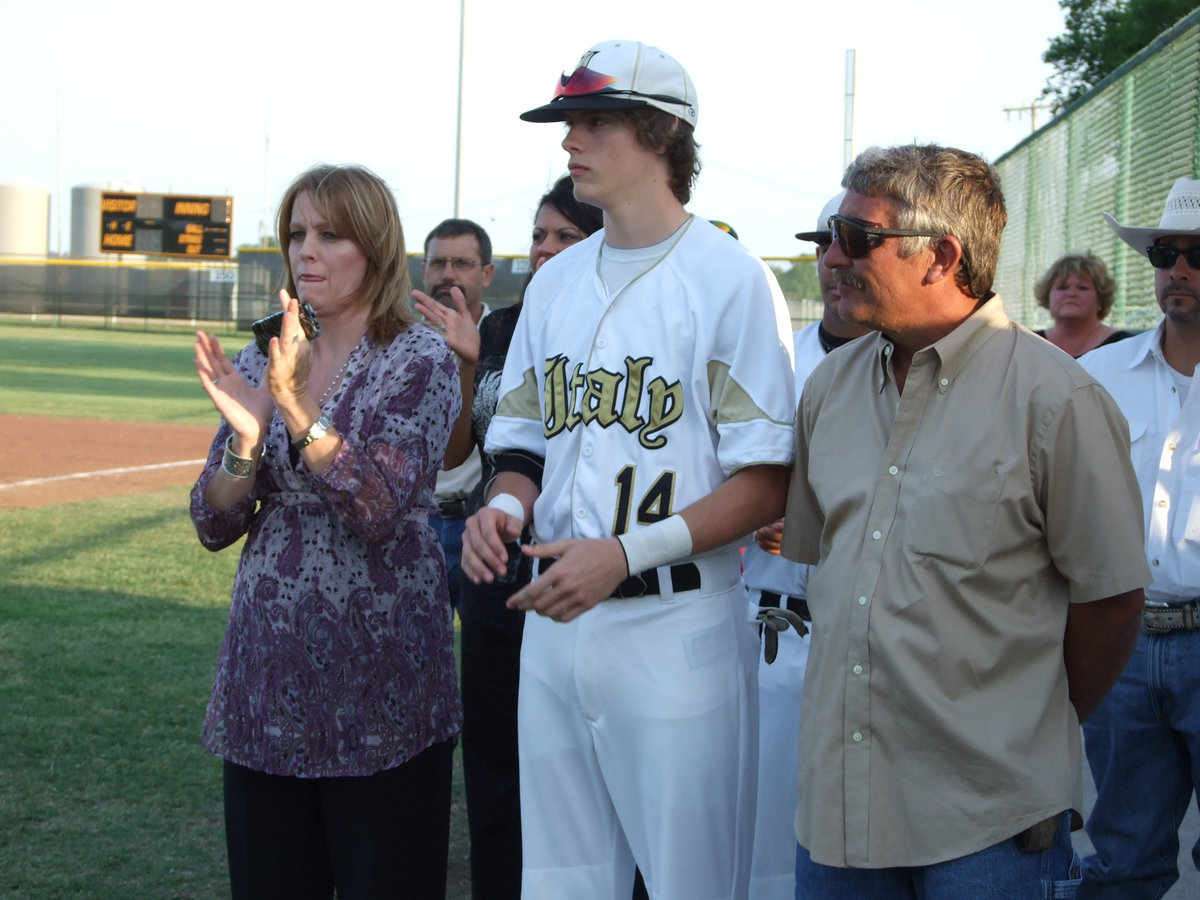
[795,812,1080,899]
[1080,629,1200,899]
[429,513,465,611]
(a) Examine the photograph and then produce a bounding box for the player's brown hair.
[623,107,701,205]
[277,164,414,344]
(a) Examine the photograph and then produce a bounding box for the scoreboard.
[100,193,233,259]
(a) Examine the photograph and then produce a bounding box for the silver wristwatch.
[291,414,332,452]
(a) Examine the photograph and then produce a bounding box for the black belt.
[759,590,811,622]
[1142,600,1200,634]
[436,498,467,519]
[538,557,701,598]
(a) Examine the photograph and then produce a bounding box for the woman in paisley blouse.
[415,175,602,900]
[191,164,461,899]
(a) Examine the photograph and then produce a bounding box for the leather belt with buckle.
[1142,600,1200,634]
[537,557,701,598]
[759,590,811,622]
[436,498,467,519]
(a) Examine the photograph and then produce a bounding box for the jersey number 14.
[613,465,677,535]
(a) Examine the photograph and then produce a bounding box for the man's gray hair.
[843,145,1007,298]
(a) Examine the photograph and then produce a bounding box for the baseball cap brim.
[520,93,653,123]
[794,229,832,242]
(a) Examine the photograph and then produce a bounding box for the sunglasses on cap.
[827,214,944,259]
[1147,244,1200,269]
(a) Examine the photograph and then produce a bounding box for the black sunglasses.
[827,214,944,259]
[828,213,981,298]
[1147,244,1200,269]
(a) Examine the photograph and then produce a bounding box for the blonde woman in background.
[1034,252,1133,357]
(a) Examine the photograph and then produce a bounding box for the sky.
[1,0,1067,261]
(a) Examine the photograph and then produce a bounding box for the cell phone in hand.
[251,301,321,356]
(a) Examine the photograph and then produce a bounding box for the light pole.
[453,0,466,217]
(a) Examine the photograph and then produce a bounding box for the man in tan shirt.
[780,144,1151,898]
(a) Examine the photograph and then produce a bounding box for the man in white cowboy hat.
[1077,177,1200,899]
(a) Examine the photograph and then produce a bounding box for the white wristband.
[487,492,525,525]
[616,514,693,576]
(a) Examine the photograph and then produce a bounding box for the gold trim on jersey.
[707,360,792,426]
[494,366,542,423]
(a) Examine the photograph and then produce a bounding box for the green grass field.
[0,321,470,898]
[0,321,227,424]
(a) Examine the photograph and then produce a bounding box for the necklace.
[317,353,352,408]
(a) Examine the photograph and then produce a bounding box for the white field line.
[0,459,207,491]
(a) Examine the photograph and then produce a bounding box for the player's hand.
[413,286,480,365]
[754,518,785,556]
[462,506,522,583]
[507,537,627,622]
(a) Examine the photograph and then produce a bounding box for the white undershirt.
[599,219,692,296]
[1169,364,1192,407]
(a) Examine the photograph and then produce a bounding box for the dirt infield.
[0,415,217,510]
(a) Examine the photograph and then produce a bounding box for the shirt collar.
[1134,319,1168,370]
[869,294,1009,394]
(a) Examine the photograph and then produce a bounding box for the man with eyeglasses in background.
[1075,177,1200,899]
[421,218,495,612]
[778,144,1150,899]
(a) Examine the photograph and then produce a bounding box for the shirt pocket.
[902,464,1005,570]
[1126,417,1150,467]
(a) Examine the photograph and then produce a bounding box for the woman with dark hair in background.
[1034,251,1133,357]
[417,175,602,899]
[191,163,461,899]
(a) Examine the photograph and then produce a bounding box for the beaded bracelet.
[221,436,255,479]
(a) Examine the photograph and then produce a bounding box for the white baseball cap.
[795,191,847,243]
[520,40,698,126]
[1104,177,1200,258]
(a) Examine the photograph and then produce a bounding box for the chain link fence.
[0,251,821,332]
[994,8,1200,331]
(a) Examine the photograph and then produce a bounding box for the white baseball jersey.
[743,322,827,900]
[487,216,795,900]
[742,324,828,601]
[486,217,796,545]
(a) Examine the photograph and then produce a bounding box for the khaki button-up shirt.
[781,296,1151,867]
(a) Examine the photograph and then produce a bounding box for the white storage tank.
[0,179,51,257]
[71,181,143,258]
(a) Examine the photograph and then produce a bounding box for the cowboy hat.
[1104,177,1200,258]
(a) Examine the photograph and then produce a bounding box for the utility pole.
[453,0,466,218]
[1004,100,1056,133]
[844,50,856,168]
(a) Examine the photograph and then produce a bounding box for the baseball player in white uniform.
[460,40,796,900]
[744,193,868,900]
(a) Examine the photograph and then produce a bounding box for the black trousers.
[460,616,524,900]
[223,739,454,900]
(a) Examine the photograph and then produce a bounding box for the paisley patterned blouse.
[190,323,462,778]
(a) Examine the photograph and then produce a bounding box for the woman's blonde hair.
[277,164,414,343]
[1033,252,1116,319]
